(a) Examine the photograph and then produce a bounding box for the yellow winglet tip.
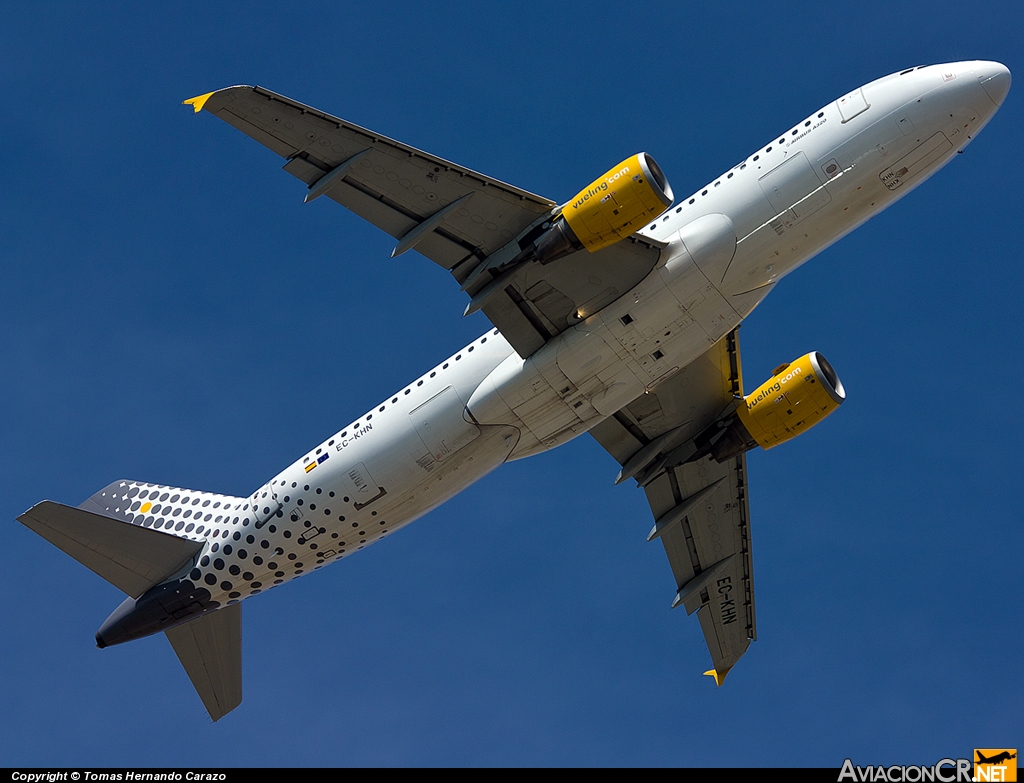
[704,669,726,686]
[183,91,216,113]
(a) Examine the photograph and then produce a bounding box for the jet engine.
[531,153,674,264]
[711,352,845,462]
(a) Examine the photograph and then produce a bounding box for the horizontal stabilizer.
[165,604,242,721]
[18,501,203,598]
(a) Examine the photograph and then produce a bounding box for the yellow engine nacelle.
[711,352,845,461]
[739,352,845,448]
[563,152,674,252]
[533,153,674,264]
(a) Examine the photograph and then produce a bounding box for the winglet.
[704,668,728,686]
[183,91,216,113]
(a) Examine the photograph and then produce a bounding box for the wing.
[187,87,663,358]
[589,329,756,683]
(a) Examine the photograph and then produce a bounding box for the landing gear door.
[250,482,282,529]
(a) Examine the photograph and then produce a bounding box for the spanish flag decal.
[305,453,330,473]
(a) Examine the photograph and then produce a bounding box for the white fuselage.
[187,62,1006,607]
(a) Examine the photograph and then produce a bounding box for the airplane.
[17,60,1010,721]
[977,752,1017,765]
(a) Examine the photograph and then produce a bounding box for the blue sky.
[2,0,1021,767]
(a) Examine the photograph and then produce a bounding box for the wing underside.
[191,86,663,357]
[645,453,755,677]
[589,329,756,681]
[195,86,554,271]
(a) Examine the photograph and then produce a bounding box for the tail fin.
[18,501,203,598]
[79,479,250,537]
[20,479,251,721]
[166,603,243,721]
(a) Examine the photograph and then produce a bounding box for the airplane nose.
[977,62,1011,107]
